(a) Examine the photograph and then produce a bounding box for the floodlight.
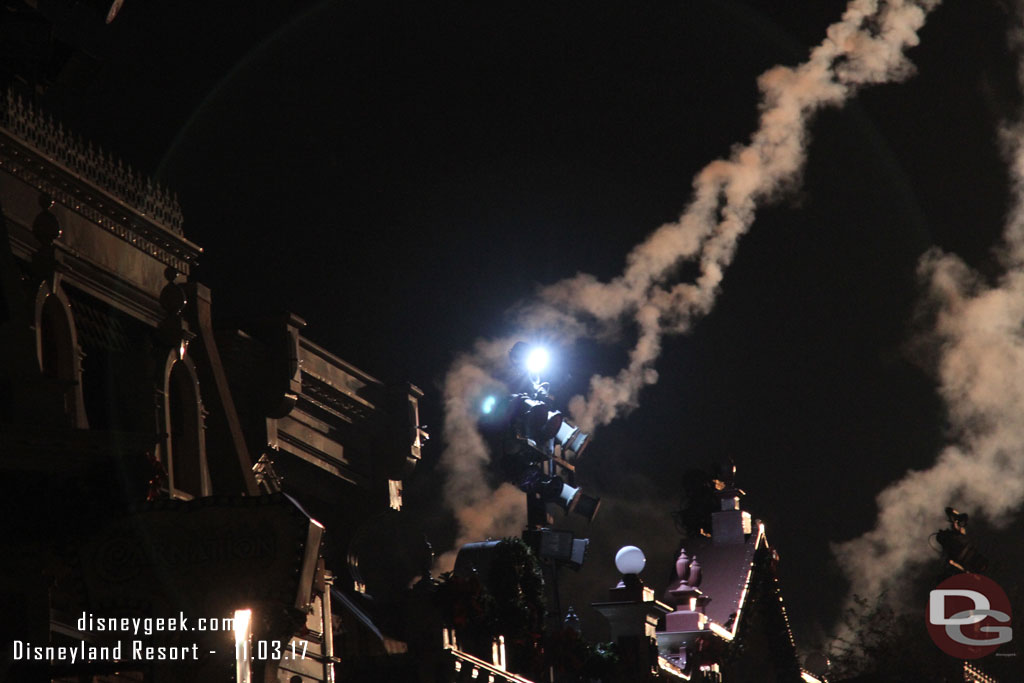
[509,341,552,378]
[509,395,563,448]
[557,482,580,510]
[555,481,601,521]
[615,546,646,576]
[507,466,600,521]
[524,528,590,570]
[554,419,590,457]
[936,506,988,573]
[945,506,969,528]
[525,346,550,375]
[526,405,562,443]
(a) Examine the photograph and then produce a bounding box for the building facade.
[0,90,423,683]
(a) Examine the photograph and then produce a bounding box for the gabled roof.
[677,523,764,637]
[657,522,821,682]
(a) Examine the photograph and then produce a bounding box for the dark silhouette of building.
[0,89,424,683]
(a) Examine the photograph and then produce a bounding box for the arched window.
[39,295,73,379]
[34,284,88,428]
[162,354,210,499]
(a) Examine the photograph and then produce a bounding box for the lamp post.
[592,546,672,679]
[233,609,252,683]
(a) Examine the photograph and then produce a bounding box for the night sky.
[39,0,1024,654]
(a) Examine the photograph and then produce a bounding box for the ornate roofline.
[0,89,201,272]
[1,89,183,233]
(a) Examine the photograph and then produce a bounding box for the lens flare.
[481,395,497,415]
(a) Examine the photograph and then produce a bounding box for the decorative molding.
[302,374,375,423]
[2,89,182,232]
[0,90,201,272]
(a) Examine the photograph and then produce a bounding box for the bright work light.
[525,346,550,375]
[509,341,552,379]
[554,419,590,458]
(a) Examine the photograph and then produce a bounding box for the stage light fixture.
[496,340,601,521]
[553,480,601,521]
[509,341,552,380]
[507,466,600,521]
[935,506,988,573]
[509,395,563,449]
[524,528,590,570]
[525,346,550,375]
[554,419,590,457]
[945,506,968,528]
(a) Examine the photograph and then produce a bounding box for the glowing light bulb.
[233,608,252,683]
[525,347,549,375]
[233,608,251,644]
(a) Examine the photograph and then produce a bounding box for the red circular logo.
[927,573,1012,659]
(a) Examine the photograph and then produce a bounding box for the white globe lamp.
[615,545,646,576]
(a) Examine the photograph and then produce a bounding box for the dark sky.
[40,0,1024,653]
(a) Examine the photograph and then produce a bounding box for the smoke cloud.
[832,7,1024,635]
[438,0,941,572]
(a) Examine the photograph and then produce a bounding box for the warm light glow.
[233,609,252,683]
[615,545,646,575]
[233,609,251,644]
[524,346,549,375]
[657,656,688,679]
[708,621,734,641]
[491,635,506,671]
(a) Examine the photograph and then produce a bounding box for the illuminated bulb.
[525,346,549,375]
[233,608,252,683]
[233,609,251,645]
[615,545,646,575]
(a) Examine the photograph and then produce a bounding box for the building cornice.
[0,91,201,274]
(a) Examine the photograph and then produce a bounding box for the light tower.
[475,341,601,627]
[496,341,599,527]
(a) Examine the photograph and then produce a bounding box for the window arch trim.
[160,350,211,499]
[33,281,88,428]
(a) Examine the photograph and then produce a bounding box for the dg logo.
[927,573,1012,659]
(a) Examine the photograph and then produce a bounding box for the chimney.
[711,484,751,545]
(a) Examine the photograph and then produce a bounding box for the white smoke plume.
[438,0,941,571]
[832,6,1024,633]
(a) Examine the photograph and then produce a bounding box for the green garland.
[435,538,544,657]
